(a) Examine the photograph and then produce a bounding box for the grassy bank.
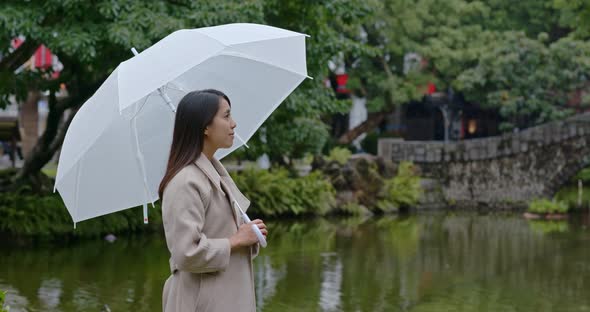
[0,157,422,241]
[0,193,163,242]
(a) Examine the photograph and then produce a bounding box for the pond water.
[1,212,589,311]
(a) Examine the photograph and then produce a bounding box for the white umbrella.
[55,23,309,228]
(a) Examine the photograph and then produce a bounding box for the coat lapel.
[194,154,251,228]
[210,157,251,213]
[194,154,224,195]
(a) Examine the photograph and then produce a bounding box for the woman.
[159,89,267,312]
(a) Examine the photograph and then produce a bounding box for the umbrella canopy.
[55,23,308,223]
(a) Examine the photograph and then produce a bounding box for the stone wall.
[378,113,590,208]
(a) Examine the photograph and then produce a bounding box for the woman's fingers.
[250,220,268,238]
[251,219,266,229]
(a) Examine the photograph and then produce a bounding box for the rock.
[104,234,117,243]
[315,155,399,212]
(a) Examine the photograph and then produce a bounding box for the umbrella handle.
[235,201,267,248]
[241,213,267,248]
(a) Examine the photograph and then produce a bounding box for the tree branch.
[337,106,395,144]
[0,39,38,72]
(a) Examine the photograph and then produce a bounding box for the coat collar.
[194,153,224,194]
[193,153,251,213]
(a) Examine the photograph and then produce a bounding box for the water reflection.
[255,255,286,310]
[319,253,342,312]
[528,220,570,234]
[1,213,589,311]
[38,278,62,309]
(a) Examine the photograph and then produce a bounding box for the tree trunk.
[336,26,401,146]
[337,107,394,145]
[12,90,65,192]
[20,90,41,157]
[11,77,99,193]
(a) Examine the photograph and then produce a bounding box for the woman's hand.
[229,219,267,250]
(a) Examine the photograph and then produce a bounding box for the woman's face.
[204,98,236,149]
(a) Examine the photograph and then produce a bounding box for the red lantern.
[335,73,350,94]
[34,45,53,70]
[426,82,436,95]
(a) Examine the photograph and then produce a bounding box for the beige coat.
[162,154,259,312]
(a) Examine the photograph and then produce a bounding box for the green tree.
[339,0,588,142]
[234,0,377,164]
[554,0,590,38]
[0,1,266,191]
[455,32,590,131]
[0,0,373,189]
[339,0,491,143]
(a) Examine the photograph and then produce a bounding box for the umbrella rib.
[131,115,154,209]
[129,93,154,119]
[74,158,83,225]
[164,82,186,93]
[219,50,309,78]
[234,132,249,148]
[191,30,229,48]
[197,32,307,47]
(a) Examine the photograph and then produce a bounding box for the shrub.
[379,162,422,211]
[0,193,162,239]
[232,168,336,217]
[325,147,352,165]
[0,290,9,312]
[528,220,569,234]
[340,202,371,215]
[527,198,569,214]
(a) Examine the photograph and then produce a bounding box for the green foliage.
[554,0,590,39]
[231,168,336,217]
[5,0,588,170]
[455,32,590,131]
[483,0,561,38]
[528,220,569,234]
[573,168,590,183]
[0,0,377,166]
[4,0,589,175]
[376,216,421,258]
[378,162,422,211]
[0,290,7,312]
[554,185,590,211]
[241,0,377,161]
[325,147,352,165]
[336,0,590,139]
[340,202,370,215]
[264,116,330,161]
[527,198,569,214]
[0,193,162,239]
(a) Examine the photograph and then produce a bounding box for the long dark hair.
[158,89,231,199]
